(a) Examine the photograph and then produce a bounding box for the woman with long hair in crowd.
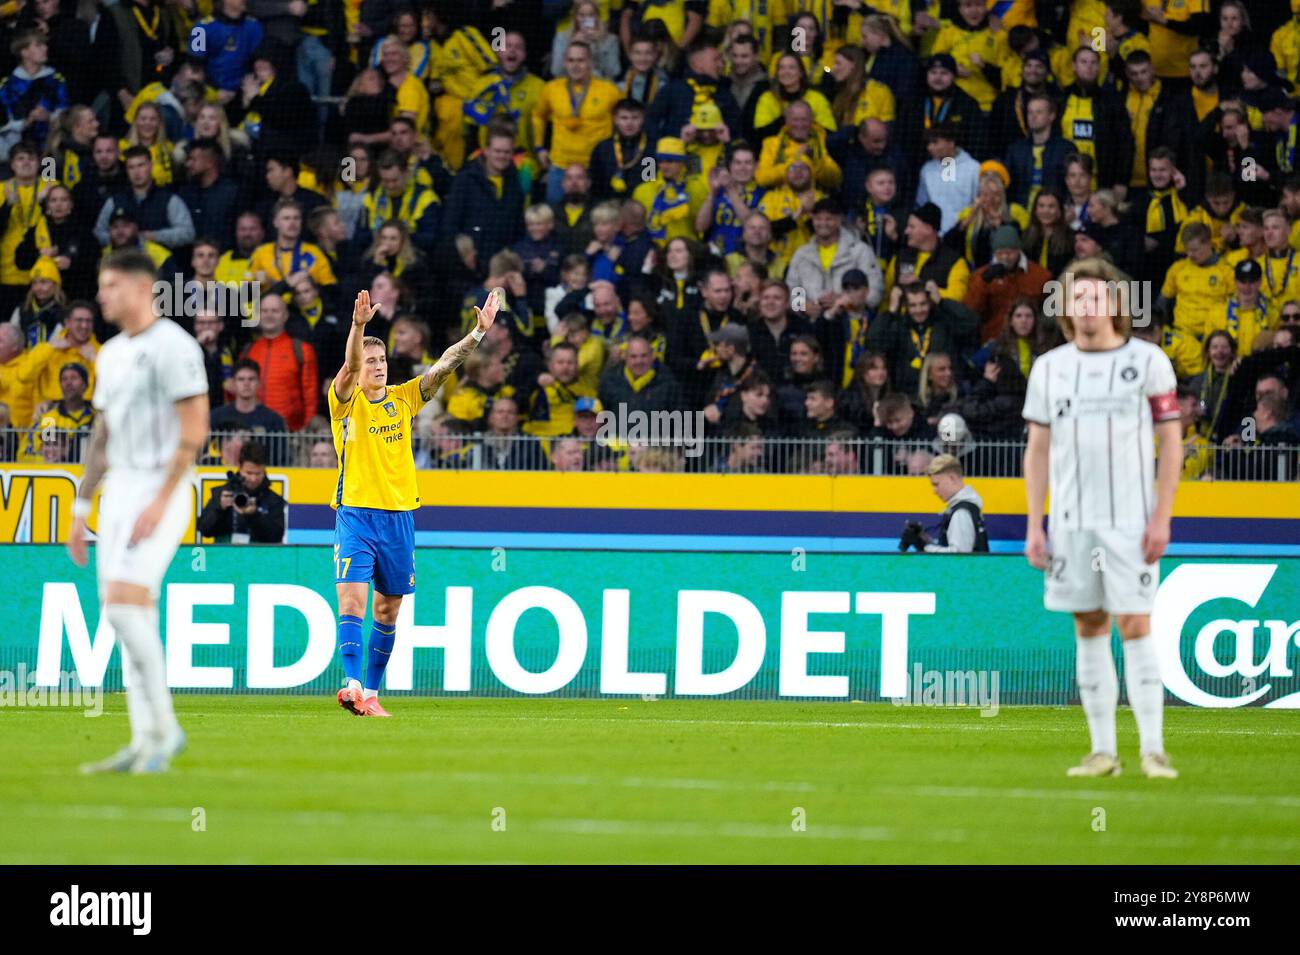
[175,103,254,181]
[1192,329,1237,441]
[647,236,702,333]
[48,105,97,202]
[963,297,1058,437]
[552,0,622,79]
[120,101,174,186]
[952,169,1028,265]
[860,13,918,104]
[1062,152,1095,229]
[40,184,97,301]
[1023,188,1075,276]
[358,219,423,286]
[1213,0,1256,95]
[837,349,892,431]
[341,67,394,147]
[12,258,67,339]
[752,53,836,140]
[825,44,895,129]
[918,352,959,425]
[608,293,666,365]
[1086,188,1143,277]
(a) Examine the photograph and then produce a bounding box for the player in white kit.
[1023,257,1182,780]
[67,250,210,774]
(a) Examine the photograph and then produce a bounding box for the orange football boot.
[337,686,364,715]
[358,696,391,717]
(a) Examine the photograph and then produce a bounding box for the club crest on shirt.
[1120,366,1139,382]
[383,401,397,417]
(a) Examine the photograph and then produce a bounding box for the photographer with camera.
[898,454,989,553]
[196,441,286,544]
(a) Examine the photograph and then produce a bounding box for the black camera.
[226,471,254,510]
[898,520,927,552]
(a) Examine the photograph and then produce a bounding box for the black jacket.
[440,158,526,263]
[196,474,287,543]
[179,175,242,249]
[1058,82,1134,191]
[597,361,683,416]
[648,71,741,142]
[898,86,987,163]
[1004,133,1075,207]
[865,300,980,397]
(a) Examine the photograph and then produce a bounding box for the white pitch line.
[877,785,1300,809]
[10,803,1295,854]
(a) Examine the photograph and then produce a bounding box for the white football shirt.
[1023,337,1179,531]
[93,318,208,474]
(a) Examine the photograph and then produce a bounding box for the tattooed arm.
[419,288,503,401]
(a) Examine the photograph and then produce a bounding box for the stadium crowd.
[0,0,1297,479]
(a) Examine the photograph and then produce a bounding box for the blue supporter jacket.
[0,67,68,144]
[194,13,265,91]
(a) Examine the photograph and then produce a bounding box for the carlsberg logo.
[1152,564,1300,708]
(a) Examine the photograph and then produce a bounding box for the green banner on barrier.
[2,546,1298,707]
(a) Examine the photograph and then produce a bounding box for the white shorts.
[96,472,193,599]
[1044,526,1159,615]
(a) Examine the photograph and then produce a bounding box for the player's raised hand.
[352,289,381,326]
[474,287,504,333]
[1025,523,1049,570]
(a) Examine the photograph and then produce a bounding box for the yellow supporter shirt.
[1160,326,1203,378]
[1212,296,1273,356]
[1148,0,1209,79]
[0,351,34,427]
[394,73,431,135]
[328,376,428,511]
[1271,17,1300,85]
[930,21,1006,112]
[532,76,619,169]
[1257,250,1300,323]
[1160,255,1233,340]
[249,240,337,287]
[0,181,51,285]
[18,336,100,405]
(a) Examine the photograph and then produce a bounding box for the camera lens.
[233,493,249,508]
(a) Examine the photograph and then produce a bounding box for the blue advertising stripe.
[289,504,1300,546]
[284,528,1300,557]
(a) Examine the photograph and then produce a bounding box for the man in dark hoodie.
[897,53,986,166]
[990,48,1061,162]
[440,126,527,265]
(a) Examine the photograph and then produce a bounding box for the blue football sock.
[365,621,397,693]
[337,614,364,685]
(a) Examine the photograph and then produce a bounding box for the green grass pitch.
[2,696,1297,864]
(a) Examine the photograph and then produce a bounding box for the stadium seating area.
[0,0,1298,479]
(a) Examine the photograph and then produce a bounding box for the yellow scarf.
[624,365,656,392]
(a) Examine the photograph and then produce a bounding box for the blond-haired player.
[1023,257,1182,779]
[330,287,500,717]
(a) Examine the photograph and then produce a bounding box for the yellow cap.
[690,101,723,130]
[31,257,62,285]
[979,159,1011,188]
[655,137,688,161]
